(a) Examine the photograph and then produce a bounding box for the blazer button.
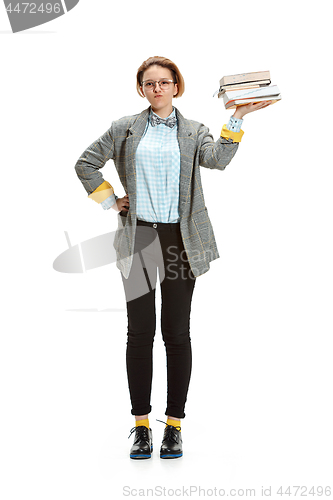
[153,223,157,228]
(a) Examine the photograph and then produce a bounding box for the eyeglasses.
[141,79,175,91]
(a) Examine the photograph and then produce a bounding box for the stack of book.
[217,71,281,109]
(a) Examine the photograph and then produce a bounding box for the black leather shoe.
[128,426,153,459]
[159,424,183,459]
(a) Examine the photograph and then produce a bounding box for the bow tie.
[150,114,177,128]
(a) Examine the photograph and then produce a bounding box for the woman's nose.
[154,82,162,92]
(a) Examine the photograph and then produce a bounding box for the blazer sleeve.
[198,124,242,171]
[74,123,116,203]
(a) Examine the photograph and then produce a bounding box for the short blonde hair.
[136,56,185,98]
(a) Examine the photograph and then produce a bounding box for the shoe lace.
[128,425,149,440]
[128,426,137,439]
[156,419,181,442]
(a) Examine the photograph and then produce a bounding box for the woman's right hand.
[112,194,129,212]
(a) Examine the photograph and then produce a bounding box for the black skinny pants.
[121,219,196,419]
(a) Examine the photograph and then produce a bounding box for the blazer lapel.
[175,107,196,217]
[125,108,150,204]
[128,107,150,138]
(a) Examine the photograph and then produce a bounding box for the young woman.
[75,56,272,460]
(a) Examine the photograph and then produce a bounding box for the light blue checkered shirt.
[135,108,180,223]
[100,111,243,218]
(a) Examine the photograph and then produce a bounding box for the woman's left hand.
[233,100,273,119]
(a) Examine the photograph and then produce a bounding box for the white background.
[1,0,332,498]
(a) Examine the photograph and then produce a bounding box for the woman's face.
[140,65,178,118]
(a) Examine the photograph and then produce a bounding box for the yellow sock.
[166,418,181,431]
[135,418,150,429]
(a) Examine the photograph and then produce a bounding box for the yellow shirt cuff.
[220,124,244,143]
[88,180,114,203]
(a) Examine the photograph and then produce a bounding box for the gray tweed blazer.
[74,106,240,279]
